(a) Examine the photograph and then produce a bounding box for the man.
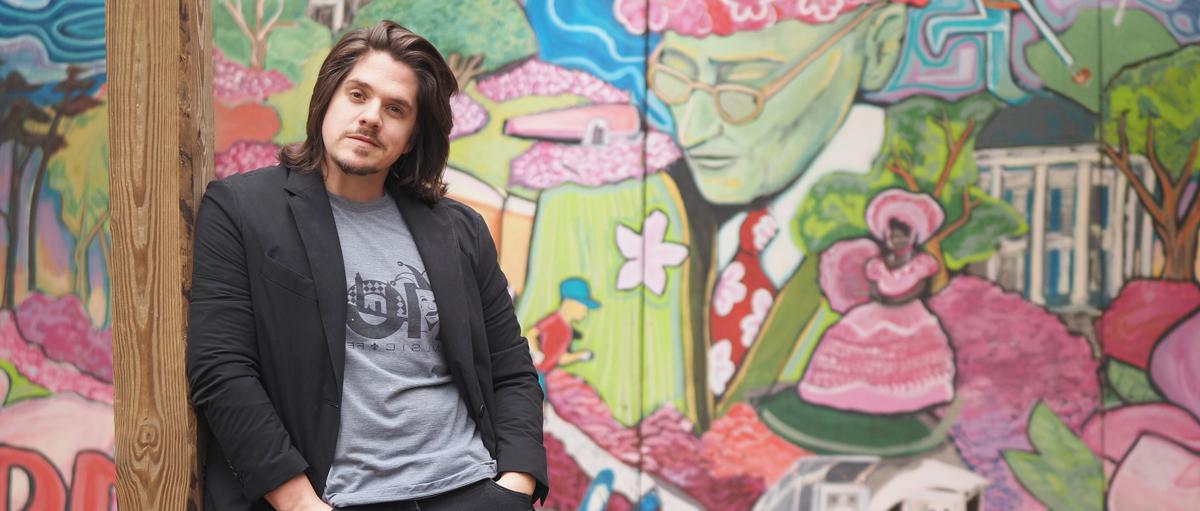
[526,277,600,372]
[517,0,909,429]
[187,21,546,510]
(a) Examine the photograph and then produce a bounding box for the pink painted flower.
[713,262,748,316]
[614,0,713,36]
[215,140,281,179]
[612,0,910,36]
[709,340,736,395]
[1106,435,1200,511]
[1077,308,1200,509]
[739,288,774,348]
[614,210,689,295]
[1149,308,1200,417]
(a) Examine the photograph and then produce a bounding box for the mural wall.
[208,0,1199,510]
[0,0,116,509]
[5,0,1197,509]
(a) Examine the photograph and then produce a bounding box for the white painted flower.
[751,213,779,252]
[739,288,774,347]
[795,0,848,23]
[615,210,689,295]
[713,262,748,316]
[709,340,736,395]
[721,0,773,22]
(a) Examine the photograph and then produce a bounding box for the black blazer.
[186,166,547,510]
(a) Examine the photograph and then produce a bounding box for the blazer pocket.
[259,256,317,300]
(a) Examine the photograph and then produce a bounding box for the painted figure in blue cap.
[527,277,601,372]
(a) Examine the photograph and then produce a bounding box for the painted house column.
[1030,164,1049,305]
[1140,169,1156,277]
[1071,160,1092,305]
[987,165,1004,280]
[1110,166,1127,296]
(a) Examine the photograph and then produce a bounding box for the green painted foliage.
[1,360,52,405]
[212,0,309,67]
[941,188,1028,269]
[1003,402,1105,511]
[794,95,1025,269]
[264,17,332,84]
[348,0,537,72]
[268,49,327,145]
[47,105,109,241]
[1104,45,1200,174]
[1106,359,1163,405]
[794,172,870,255]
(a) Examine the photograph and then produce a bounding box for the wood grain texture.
[110,0,210,508]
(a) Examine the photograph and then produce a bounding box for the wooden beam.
[109,0,212,508]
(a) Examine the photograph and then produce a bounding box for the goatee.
[332,155,385,177]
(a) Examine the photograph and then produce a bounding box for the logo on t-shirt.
[346,262,439,339]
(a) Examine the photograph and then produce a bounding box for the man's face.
[654,18,873,205]
[321,51,419,177]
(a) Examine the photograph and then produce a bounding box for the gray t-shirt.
[323,191,496,507]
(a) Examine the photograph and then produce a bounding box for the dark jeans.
[334,478,533,511]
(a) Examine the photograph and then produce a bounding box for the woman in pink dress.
[798,189,956,414]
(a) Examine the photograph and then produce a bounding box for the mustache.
[344,129,382,147]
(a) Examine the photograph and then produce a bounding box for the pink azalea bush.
[508,131,680,189]
[545,370,778,509]
[213,48,292,105]
[215,141,281,179]
[449,93,488,140]
[542,433,634,511]
[0,311,112,404]
[928,276,1100,511]
[15,293,112,382]
[475,59,629,104]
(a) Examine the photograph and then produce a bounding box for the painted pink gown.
[798,252,955,414]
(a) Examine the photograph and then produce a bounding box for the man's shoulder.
[434,195,486,231]
[214,165,289,191]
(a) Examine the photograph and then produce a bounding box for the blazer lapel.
[285,169,348,386]
[389,185,475,391]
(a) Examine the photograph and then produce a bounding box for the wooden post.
[109,0,213,508]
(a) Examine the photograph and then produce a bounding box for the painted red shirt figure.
[527,277,600,372]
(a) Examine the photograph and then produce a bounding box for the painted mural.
[203,0,1200,510]
[0,0,116,509]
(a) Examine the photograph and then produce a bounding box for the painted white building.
[975,144,1156,308]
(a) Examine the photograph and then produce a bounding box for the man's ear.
[861,3,908,92]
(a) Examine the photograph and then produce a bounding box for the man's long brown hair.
[279,21,458,203]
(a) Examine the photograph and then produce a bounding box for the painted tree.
[795,94,1026,292]
[212,0,307,70]
[47,103,110,321]
[26,65,102,291]
[1102,45,1200,281]
[0,67,43,309]
[348,0,537,89]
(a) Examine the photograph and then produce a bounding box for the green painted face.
[652,5,906,205]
